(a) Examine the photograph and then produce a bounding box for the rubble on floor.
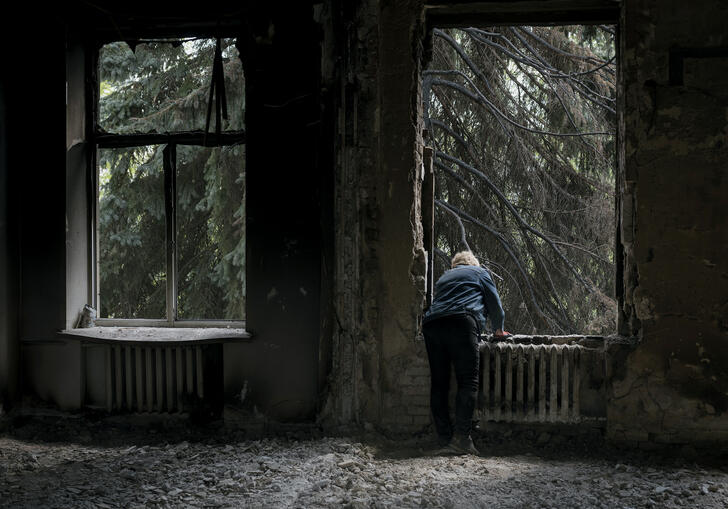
[0,415,726,508]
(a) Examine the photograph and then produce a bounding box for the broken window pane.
[176,144,245,320]
[98,146,166,318]
[98,38,244,134]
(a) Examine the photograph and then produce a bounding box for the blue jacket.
[423,265,505,333]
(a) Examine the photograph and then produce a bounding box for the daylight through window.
[95,38,246,323]
[424,25,616,335]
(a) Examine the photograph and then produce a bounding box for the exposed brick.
[397,375,415,385]
[407,405,431,417]
[621,430,649,442]
[395,415,414,425]
[406,401,429,412]
[412,415,431,426]
[402,385,428,396]
[401,375,428,387]
[405,366,430,377]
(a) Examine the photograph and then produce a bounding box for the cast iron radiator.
[479,343,586,423]
[104,344,207,413]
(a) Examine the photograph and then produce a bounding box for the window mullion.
[163,144,178,325]
[91,47,101,314]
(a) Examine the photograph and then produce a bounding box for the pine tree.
[97,38,246,320]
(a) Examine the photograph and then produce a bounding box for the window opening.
[424,25,616,335]
[95,37,246,324]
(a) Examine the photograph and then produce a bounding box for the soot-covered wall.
[225,3,328,421]
[0,13,72,410]
[608,0,728,445]
[1,1,726,448]
[320,0,728,445]
[0,2,329,420]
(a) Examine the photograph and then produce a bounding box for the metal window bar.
[163,144,177,325]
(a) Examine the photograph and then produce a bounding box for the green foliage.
[175,144,245,320]
[98,39,245,319]
[99,39,244,134]
[98,146,166,318]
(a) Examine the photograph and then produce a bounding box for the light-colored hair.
[451,251,480,268]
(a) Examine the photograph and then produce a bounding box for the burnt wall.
[320,0,432,430]
[0,37,19,409]
[376,0,431,430]
[0,3,331,419]
[323,0,728,444]
[2,0,727,446]
[0,14,77,409]
[608,0,728,444]
[224,3,326,421]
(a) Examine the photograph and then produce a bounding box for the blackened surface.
[2,9,66,407]
[607,0,728,444]
[0,39,19,407]
[424,0,619,28]
[16,22,68,341]
[241,3,323,420]
[202,345,224,419]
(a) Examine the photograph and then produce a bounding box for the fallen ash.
[0,415,726,508]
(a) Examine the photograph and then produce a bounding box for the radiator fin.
[480,343,584,423]
[105,345,204,413]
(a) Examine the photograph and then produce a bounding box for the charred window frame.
[89,37,246,327]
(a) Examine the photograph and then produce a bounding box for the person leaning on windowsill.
[422,250,511,456]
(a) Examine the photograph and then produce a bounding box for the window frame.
[90,37,246,328]
[422,21,620,336]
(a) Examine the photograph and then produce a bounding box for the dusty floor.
[1,415,727,509]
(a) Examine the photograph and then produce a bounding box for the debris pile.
[1,417,726,508]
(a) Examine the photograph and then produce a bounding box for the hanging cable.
[204,37,229,145]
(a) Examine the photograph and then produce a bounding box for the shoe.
[439,434,480,456]
[427,435,452,455]
[436,435,452,447]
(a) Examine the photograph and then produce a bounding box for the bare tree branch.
[427,25,616,334]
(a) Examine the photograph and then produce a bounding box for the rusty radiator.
[103,345,204,413]
[479,343,583,423]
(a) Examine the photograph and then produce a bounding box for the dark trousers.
[423,314,480,438]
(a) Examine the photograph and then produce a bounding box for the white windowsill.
[58,326,251,345]
[476,334,638,349]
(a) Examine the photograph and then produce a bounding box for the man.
[423,251,510,455]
